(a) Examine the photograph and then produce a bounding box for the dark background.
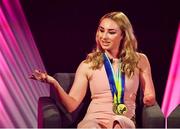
[20,0,180,106]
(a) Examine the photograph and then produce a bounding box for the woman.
[30,11,156,128]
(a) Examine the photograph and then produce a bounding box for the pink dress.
[78,65,139,128]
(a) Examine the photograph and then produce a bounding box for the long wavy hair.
[85,12,139,78]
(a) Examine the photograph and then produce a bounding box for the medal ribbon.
[103,53,125,104]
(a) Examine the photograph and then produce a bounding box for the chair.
[38,73,165,128]
[167,105,180,128]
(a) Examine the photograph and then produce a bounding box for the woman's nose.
[102,32,108,39]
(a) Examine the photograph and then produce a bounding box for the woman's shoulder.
[76,60,93,78]
[136,52,151,70]
[136,52,149,60]
[78,60,91,70]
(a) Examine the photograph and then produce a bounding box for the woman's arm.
[30,61,89,112]
[138,53,156,106]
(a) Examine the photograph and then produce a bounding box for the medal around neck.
[103,53,127,115]
[113,103,128,115]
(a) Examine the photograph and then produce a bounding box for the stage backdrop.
[0,0,49,127]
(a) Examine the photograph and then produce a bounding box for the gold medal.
[113,103,127,115]
[117,103,127,115]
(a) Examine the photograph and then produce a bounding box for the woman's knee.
[77,120,101,129]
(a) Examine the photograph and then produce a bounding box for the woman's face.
[97,18,123,52]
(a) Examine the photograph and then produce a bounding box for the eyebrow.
[99,26,119,31]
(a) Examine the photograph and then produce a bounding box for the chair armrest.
[38,97,74,128]
[38,97,62,128]
[167,105,180,128]
[142,102,165,128]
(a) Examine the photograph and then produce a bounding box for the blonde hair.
[85,12,139,78]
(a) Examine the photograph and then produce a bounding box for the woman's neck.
[105,50,119,60]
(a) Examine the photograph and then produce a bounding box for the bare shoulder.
[76,60,90,73]
[136,52,151,71]
[76,60,93,79]
[137,52,149,63]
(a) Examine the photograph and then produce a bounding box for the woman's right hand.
[29,69,56,84]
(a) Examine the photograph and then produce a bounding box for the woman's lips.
[101,41,110,46]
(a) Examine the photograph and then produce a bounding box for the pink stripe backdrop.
[0,0,49,127]
[161,24,180,118]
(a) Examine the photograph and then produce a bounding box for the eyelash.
[99,29,116,34]
[109,32,116,34]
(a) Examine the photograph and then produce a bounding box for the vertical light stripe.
[162,24,180,118]
[0,0,49,127]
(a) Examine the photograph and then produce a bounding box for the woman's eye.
[109,31,116,34]
[99,29,104,32]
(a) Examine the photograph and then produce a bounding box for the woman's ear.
[96,30,101,50]
[95,30,99,43]
[121,31,125,40]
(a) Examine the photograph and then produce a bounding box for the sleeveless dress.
[78,65,139,128]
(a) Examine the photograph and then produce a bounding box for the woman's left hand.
[29,69,48,83]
